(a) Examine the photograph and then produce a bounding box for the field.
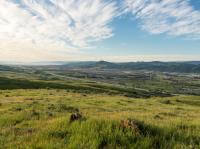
[0,63,200,149]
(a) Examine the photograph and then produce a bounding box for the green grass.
[0,89,200,148]
[0,77,171,98]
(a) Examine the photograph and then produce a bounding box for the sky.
[0,0,200,62]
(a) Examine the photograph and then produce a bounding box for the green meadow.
[0,89,200,149]
[0,66,200,149]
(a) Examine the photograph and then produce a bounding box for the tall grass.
[0,90,200,148]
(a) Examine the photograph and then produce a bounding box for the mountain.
[187,61,200,65]
[0,65,25,72]
[0,65,16,71]
[62,61,200,73]
[1,61,200,73]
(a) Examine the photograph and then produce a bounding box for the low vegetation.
[0,90,200,148]
[0,64,200,148]
[0,77,171,98]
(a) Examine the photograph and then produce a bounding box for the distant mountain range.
[0,65,21,72]
[62,61,200,73]
[1,61,200,73]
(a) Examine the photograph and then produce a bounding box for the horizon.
[1,59,200,66]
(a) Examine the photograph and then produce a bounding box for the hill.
[0,90,200,148]
[0,63,200,148]
[61,61,200,73]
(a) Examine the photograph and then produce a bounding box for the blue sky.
[89,0,200,56]
[0,0,200,62]
[89,16,200,56]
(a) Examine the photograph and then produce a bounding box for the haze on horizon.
[0,0,200,62]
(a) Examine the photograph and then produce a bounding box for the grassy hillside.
[30,64,200,96]
[0,77,171,98]
[0,65,200,148]
[0,90,200,148]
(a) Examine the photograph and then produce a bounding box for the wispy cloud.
[0,0,117,53]
[1,0,200,62]
[124,0,200,38]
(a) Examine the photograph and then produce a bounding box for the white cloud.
[1,0,200,62]
[124,0,200,38]
[0,0,117,59]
